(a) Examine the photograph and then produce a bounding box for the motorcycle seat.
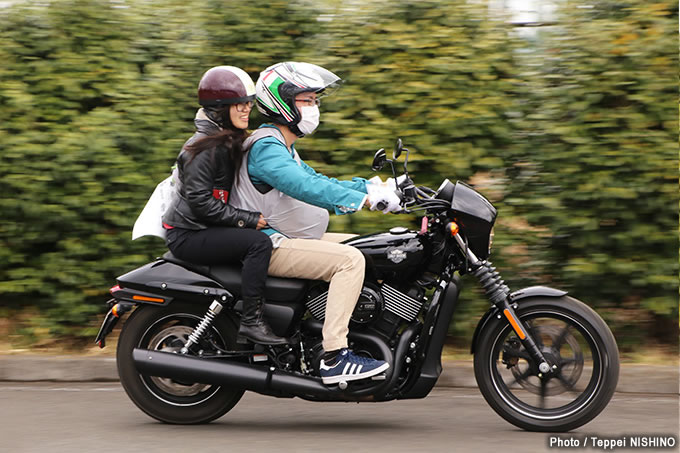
[161,251,308,303]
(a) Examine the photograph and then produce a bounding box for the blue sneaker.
[319,349,389,385]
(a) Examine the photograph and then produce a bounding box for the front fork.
[451,230,552,375]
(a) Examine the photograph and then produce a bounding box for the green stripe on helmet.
[268,77,292,115]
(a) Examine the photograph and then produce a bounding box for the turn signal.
[446,222,459,237]
[111,302,133,319]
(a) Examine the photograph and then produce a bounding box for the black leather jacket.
[162,117,261,230]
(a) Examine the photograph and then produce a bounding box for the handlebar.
[371,138,451,214]
[396,179,449,214]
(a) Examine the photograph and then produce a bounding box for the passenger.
[162,66,288,345]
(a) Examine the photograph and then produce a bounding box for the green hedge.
[502,1,679,348]
[0,0,676,349]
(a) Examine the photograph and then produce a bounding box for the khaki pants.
[267,233,363,351]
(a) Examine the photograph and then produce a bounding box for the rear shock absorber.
[181,301,223,354]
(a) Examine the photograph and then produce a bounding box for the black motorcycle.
[96,139,619,432]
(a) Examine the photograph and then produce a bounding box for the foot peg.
[335,372,387,390]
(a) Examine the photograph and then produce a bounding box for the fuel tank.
[345,227,430,283]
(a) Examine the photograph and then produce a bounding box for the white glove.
[385,175,407,191]
[366,184,401,213]
[367,175,384,187]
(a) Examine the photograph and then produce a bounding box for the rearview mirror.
[393,138,403,160]
[372,148,387,171]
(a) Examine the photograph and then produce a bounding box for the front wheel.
[474,296,619,432]
[117,303,245,424]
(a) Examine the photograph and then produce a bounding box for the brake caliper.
[502,337,522,369]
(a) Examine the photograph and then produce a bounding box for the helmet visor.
[272,62,342,97]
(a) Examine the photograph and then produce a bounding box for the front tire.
[117,303,245,424]
[474,296,619,432]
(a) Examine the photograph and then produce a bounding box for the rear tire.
[474,296,619,432]
[117,303,245,424]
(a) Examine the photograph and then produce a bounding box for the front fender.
[469,286,568,354]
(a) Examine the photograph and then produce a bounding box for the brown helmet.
[197,66,256,107]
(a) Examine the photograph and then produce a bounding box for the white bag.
[132,170,178,240]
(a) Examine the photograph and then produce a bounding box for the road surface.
[0,383,677,453]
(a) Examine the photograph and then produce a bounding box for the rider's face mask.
[297,105,320,135]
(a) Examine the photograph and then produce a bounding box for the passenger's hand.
[256,215,268,230]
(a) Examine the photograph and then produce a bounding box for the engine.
[304,228,431,339]
[305,282,425,338]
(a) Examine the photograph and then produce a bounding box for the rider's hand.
[256,215,268,230]
[367,185,401,214]
[367,175,384,187]
[385,175,408,191]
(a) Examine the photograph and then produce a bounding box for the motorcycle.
[95,139,619,432]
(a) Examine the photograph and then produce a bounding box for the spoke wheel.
[474,296,619,432]
[146,325,207,396]
[503,323,584,398]
[138,320,220,405]
[117,303,245,424]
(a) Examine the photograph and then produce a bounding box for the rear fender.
[470,286,567,354]
[95,284,175,349]
[116,260,233,304]
[96,260,234,348]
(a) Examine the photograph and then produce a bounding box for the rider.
[162,66,288,346]
[230,62,400,385]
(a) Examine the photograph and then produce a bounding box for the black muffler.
[133,348,336,398]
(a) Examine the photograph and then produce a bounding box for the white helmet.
[255,62,341,136]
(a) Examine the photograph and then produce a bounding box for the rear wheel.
[474,296,619,432]
[117,303,244,424]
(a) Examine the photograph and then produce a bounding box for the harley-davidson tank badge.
[387,248,407,264]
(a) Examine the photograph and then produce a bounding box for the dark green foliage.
[501,1,678,345]
[0,0,676,348]
[0,0,320,341]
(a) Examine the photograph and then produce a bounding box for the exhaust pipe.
[133,348,336,397]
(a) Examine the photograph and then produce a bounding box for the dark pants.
[166,227,273,300]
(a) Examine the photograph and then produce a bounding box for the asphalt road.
[0,383,677,453]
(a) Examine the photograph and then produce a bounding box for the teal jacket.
[247,125,368,237]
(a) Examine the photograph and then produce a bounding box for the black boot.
[238,297,290,345]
